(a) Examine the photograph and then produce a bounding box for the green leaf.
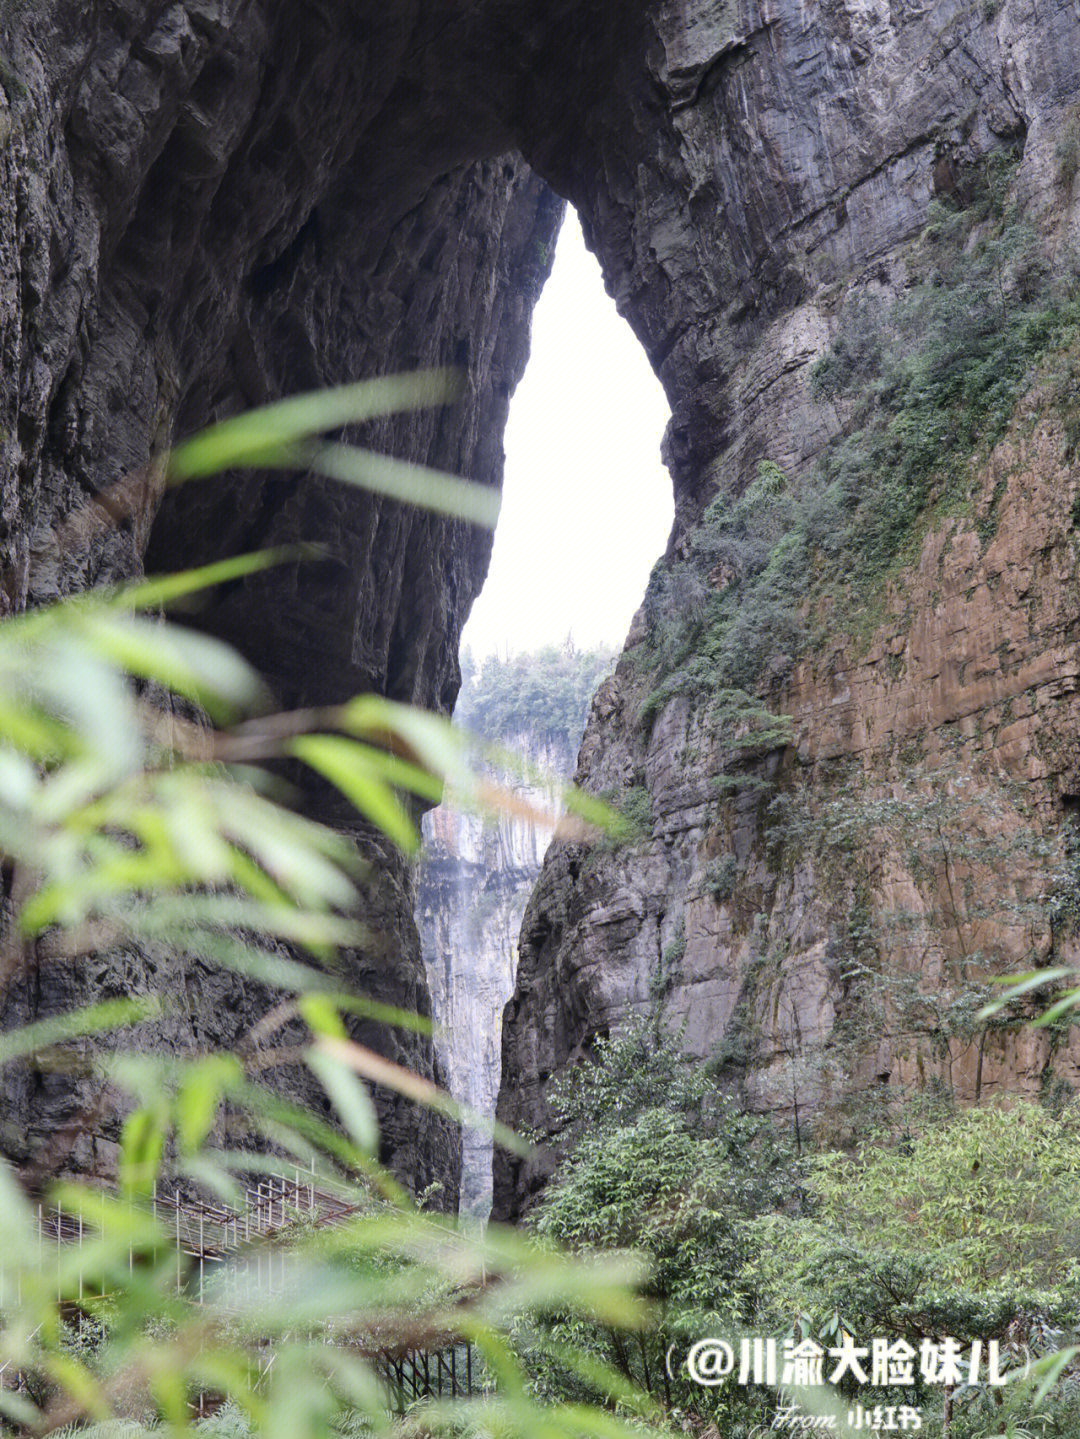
[1033,988,1080,1026]
[302,441,501,527]
[340,695,473,791]
[136,926,345,995]
[315,1035,532,1159]
[306,1048,380,1158]
[326,741,446,808]
[978,967,1074,1020]
[31,636,143,779]
[0,1389,39,1428]
[0,997,158,1065]
[0,698,75,762]
[167,371,462,480]
[0,1154,35,1242]
[176,1055,244,1154]
[111,546,311,610]
[329,992,434,1036]
[291,734,419,853]
[73,609,268,723]
[119,1107,166,1197]
[217,783,362,909]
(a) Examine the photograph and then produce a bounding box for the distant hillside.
[455,643,617,750]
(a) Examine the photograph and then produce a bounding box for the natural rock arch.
[1,0,1078,1197]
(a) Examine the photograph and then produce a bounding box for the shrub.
[744,1100,1080,1375]
[704,853,737,902]
[813,1101,1080,1289]
[652,917,686,997]
[536,1033,1080,1434]
[620,781,653,838]
[0,379,651,1437]
[695,459,796,586]
[547,1016,723,1135]
[532,1022,799,1428]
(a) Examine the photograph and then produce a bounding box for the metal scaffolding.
[0,1168,478,1413]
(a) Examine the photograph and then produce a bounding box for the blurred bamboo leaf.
[315,1033,533,1160]
[69,608,268,724]
[111,547,315,611]
[176,1055,244,1154]
[0,997,159,1065]
[292,734,420,853]
[168,372,462,481]
[0,373,657,1438]
[306,1048,380,1158]
[979,967,1075,1019]
[1031,1346,1080,1406]
[301,442,501,527]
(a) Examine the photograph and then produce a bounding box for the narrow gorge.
[416,647,613,1216]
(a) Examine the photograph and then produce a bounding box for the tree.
[743,1102,1080,1438]
[527,1020,798,1432]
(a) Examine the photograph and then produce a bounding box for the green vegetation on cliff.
[456,642,616,748]
[530,1022,1080,1438]
[639,157,1080,718]
[526,1020,797,1433]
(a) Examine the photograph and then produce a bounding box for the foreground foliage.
[527,1023,1080,1438]
[0,376,652,1437]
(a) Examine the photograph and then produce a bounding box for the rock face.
[417,732,576,1216]
[492,0,1080,1215]
[496,402,1080,1212]
[0,0,566,1191]
[2,0,1080,1204]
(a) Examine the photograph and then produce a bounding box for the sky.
[460,209,674,658]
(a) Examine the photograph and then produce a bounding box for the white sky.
[460,210,674,658]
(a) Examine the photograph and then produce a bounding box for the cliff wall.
[497,389,1080,1209]
[0,0,567,1191]
[494,0,1080,1214]
[417,731,576,1216]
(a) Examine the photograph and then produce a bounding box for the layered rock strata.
[494,1,1080,1215]
[0,0,567,1190]
[496,396,1080,1212]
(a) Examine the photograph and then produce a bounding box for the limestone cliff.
[2,0,1079,1206]
[494,0,1080,1215]
[417,731,576,1217]
[497,392,1080,1206]
[416,646,613,1214]
[0,0,566,1191]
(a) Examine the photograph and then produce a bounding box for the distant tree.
[453,643,616,748]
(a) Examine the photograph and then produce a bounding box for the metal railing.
[0,1169,479,1413]
[374,1343,477,1413]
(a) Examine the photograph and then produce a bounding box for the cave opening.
[461,205,674,660]
[420,205,674,1218]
